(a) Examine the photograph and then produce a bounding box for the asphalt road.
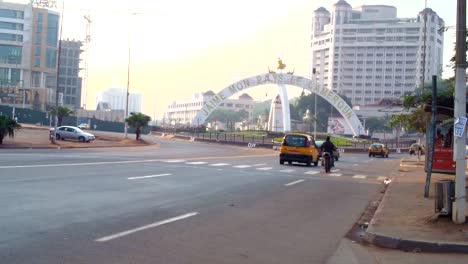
[0,137,402,263]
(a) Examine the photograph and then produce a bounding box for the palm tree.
[126,112,151,140]
[0,115,21,145]
[50,106,74,127]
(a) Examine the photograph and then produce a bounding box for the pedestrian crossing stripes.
[331,169,341,172]
[377,176,387,181]
[280,169,295,173]
[352,175,367,179]
[233,165,251,168]
[164,160,186,163]
[256,167,273,171]
[253,164,267,167]
[305,171,320,175]
[328,173,342,177]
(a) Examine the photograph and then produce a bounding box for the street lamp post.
[124,46,130,138]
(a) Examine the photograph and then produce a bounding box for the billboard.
[327,117,353,135]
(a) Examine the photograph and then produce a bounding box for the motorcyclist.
[320,136,336,167]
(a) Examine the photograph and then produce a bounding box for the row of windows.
[336,82,414,88]
[0,33,23,42]
[0,21,23,31]
[338,27,428,35]
[338,36,420,43]
[341,53,417,57]
[59,77,80,86]
[0,9,24,19]
[170,102,254,109]
[58,67,79,76]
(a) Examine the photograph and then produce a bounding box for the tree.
[126,112,151,140]
[0,115,20,144]
[50,106,74,126]
[388,114,410,147]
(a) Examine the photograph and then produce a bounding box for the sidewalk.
[1,124,155,149]
[327,155,468,263]
[364,155,468,253]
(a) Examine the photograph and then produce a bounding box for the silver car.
[50,126,95,142]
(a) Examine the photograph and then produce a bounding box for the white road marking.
[331,169,341,172]
[164,160,186,163]
[280,169,295,173]
[352,175,367,179]
[328,173,342,177]
[305,171,320,175]
[186,161,208,165]
[233,165,251,168]
[253,163,267,167]
[352,164,359,166]
[95,212,198,242]
[0,159,161,169]
[377,176,387,181]
[256,167,272,171]
[210,163,230,167]
[128,174,172,180]
[285,179,305,186]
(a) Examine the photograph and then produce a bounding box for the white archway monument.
[192,73,364,136]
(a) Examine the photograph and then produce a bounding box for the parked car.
[368,143,389,158]
[78,123,90,129]
[50,126,95,142]
[315,140,340,161]
[409,143,425,155]
[279,133,319,166]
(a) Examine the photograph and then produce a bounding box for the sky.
[15,0,459,119]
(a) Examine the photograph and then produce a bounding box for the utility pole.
[52,3,64,144]
[312,68,317,139]
[453,0,466,224]
[124,46,130,138]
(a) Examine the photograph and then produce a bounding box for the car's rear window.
[284,135,308,147]
[371,144,382,149]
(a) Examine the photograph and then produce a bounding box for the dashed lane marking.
[95,212,199,242]
[186,161,208,165]
[257,167,273,171]
[285,179,305,186]
[209,163,230,167]
[280,169,295,173]
[328,173,342,177]
[352,175,367,179]
[331,169,341,172]
[164,160,186,163]
[305,171,320,175]
[128,174,172,180]
[253,164,267,167]
[232,165,252,168]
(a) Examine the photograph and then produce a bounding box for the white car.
[78,123,90,129]
[50,126,95,142]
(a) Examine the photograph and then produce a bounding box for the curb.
[363,231,468,253]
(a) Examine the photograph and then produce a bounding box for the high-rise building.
[311,1,444,106]
[96,87,142,114]
[0,1,60,111]
[58,39,82,110]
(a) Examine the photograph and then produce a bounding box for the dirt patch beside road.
[1,125,151,149]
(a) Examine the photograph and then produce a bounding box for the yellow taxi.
[279,133,319,166]
[368,143,389,158]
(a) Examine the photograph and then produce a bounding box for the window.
[46,14,59,46]
[0,44,21,64]
[0,22,23,31]
[37,13,43,23]
[34,46,41,56]
[35,35,41,45]
[0,9,24,19]
[45,48,56,68]
[34,58,40,67]
[0,33,22,42]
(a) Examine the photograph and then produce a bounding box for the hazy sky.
[16,0,458,119]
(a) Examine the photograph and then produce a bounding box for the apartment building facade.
[311,0,444,106]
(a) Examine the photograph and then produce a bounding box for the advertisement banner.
[327,117,353,135]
